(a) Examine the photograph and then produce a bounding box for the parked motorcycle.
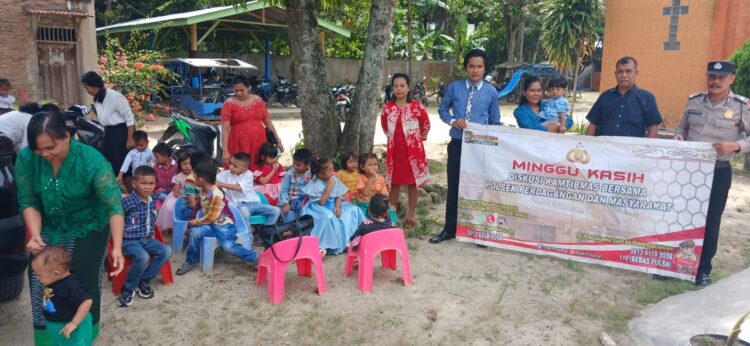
[436,81,445,105]
[332,83,353,122]
[412,77,428,107]
[63,105,105,151]
[270,71,299,107]
[383,74,393,103]
[159,111,223,165]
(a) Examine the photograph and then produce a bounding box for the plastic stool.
[108,227,174,295]
[199,205,253,271]
[248,191,271,225]
[256,236,326,304]
[343,228,412,292]
[172,197,190,252]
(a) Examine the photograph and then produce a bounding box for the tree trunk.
[106,0,113,11]
[340,0,397,154]
[517,19,525,62]
[285,0,339,157]
[531,39,540,63]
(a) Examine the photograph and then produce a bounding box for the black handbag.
[265,127,277,145]
[257,215,314,262]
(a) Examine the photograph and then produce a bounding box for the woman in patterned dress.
[380,73,430,228]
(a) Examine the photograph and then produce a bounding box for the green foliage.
[540,0,603,71]
[98,36,177,123]
[731,39,750,98]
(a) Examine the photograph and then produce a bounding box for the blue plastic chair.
[247,191,271,225]
[199,205,253,271]
[172,197,190,252]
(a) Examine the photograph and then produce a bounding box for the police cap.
[706,60,736,75]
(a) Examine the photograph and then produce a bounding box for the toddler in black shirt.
[31,246,93,345]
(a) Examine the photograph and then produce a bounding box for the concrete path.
[629,268,750,345]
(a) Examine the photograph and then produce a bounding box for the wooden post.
[190,23,198,57]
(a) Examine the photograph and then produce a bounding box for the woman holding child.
[513,76,573,132]
[221,76,284,167]
[16,110,125,345]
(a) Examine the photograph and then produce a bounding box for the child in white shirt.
[216,152,280,225]
[117,130,156,193]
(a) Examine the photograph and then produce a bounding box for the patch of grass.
[562,315,572,325]
[407,216,441,239]
[569,121,588,135]
[540,273,574,294]
[428,159,446,174]
[633,280,698,305]
[484,271,500,282]
[565,260,585,272]
[604,304,636,332]
[415,203,431,217]
[192,319,211,340]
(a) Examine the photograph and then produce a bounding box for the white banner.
[457,124,717,281]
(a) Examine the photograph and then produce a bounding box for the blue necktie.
[466,85,477,122]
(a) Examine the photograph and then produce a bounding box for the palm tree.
[540,0,603,116]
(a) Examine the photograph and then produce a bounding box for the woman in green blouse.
[16,110,125,345]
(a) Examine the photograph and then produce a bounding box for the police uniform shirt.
[675,90,750,161]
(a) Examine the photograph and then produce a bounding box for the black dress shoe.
[695,272,712,286]
[476,244,487,248]
[429,231,455,244]
[652,274,675,281]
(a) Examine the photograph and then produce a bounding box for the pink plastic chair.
[256,236,326,304]
[343,228,413,292]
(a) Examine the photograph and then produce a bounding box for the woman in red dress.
[221,76,284,166]
[381,73,430,228]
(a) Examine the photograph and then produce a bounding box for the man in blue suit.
[430,49,501,244]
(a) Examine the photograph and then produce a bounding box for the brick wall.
[601,0,715,128]
[0,0,96,105]
[708,0,750,61]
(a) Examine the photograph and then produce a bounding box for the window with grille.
[37,27,77,43]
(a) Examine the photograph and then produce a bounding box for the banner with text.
[457,125,717,281]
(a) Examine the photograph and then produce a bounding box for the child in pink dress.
[252,143,285,205]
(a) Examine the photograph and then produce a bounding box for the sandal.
[404,219,416,229]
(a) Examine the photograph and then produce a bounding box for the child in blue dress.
[537,76,569,133]
[302,156,365,256]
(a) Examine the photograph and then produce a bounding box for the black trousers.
[698,161,732,275]
[442,138,462,236]
[103,123,128,175]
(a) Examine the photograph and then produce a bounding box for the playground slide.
[497,70,527,98]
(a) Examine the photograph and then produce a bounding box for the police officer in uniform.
[674,60,750,286]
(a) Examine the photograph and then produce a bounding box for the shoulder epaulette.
[688,92,705,99]
[732,94,749,103]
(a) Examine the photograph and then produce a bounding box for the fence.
[193,52,456,90]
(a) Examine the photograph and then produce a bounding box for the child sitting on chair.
[119,165,173,307]
[252,143,285,205]
[31,246,93,345]
[217,151,281,225]
[349,193,394,251]
[176,161,259,275]
[278,148,313,222]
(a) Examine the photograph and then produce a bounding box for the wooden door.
[37,43,78,107]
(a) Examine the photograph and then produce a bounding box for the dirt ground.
[1,92,749,345]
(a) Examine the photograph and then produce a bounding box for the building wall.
[600,0,716,128]
[0,0,97,105]
[708,0,750,61]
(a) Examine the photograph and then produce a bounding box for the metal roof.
[96,1,350,38]
[26,8,93,17]
[164,58,258,70]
